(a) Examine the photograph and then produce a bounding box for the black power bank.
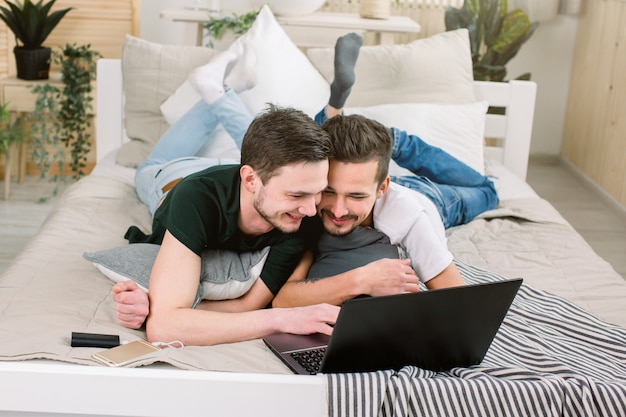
[71,332,120,348]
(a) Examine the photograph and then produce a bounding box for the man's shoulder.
[174,164,241,198]
[375,183,429,214]
[159,164,241,220]
[373,183,440,234]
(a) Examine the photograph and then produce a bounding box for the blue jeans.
[315,109,499,228]
[389,127,499,228]
[135,89,251,215]
[137,98,498,226]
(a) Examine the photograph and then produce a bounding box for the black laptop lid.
[319,278,522,373]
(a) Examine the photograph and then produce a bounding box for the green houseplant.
[444,0,538,82]
[204,8,259,47]
[0,102,24,156]
[0,102,25,196]
[29,43,100,190]
[0,0,73,80]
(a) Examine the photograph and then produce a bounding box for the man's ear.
[240,165,258,193]
[377,176,391,198]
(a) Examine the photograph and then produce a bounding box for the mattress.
[2,155,624,369]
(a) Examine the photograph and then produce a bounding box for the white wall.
[141,1,578,157]
[140,0,256,45]
[507,15,578,156]
[140,0,185,45]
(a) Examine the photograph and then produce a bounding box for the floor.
[1,159,626,280]
[526,158,626,281]
[0,177,68,274]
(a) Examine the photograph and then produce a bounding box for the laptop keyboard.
[290,347,327,374]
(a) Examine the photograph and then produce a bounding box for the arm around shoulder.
[273,251,366,307]
[273,252,422,307]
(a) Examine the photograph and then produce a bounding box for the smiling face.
[245,160,329,234]
[318,159,389,236]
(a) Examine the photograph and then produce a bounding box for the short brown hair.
[241,105,331,183]
[322,114,392,186]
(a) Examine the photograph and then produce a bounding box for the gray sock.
[329,33,363,109]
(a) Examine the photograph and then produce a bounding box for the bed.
[1,7,626,417]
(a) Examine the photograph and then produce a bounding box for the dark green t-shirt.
[125,165,308,295]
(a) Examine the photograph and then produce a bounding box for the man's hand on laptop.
[276,303,340,336]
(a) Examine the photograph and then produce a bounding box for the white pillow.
[345,101,488,175]
[160,5,331,160]
[307,29,475,108]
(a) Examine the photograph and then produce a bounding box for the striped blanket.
[325,261,626,417]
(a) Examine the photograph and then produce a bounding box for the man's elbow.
[145,315,173,344]
[272,293,290,308]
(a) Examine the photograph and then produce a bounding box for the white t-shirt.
[373,182,453,283]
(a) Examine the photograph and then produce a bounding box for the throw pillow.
[158,5,331,160]
[118,35,220,168]
[306,28,475,107]
[84,244,269,303]
[345,101,488,175]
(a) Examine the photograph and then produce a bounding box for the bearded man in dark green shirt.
[119,104,337,346]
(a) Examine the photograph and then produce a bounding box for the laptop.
[264,278,522,375]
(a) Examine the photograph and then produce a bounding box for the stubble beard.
[321,209,358,237]
[253,194,299,234]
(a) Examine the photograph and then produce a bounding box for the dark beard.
[324,224,357,237]
[253,197,297,234]
[320,209,358,237]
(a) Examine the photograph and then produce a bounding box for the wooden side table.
[276,12,421,47]
[0,75,62,199]
[159,9,421,48]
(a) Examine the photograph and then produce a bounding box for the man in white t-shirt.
[272,113,464,308]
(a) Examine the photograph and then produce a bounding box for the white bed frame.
[0,59,537,417]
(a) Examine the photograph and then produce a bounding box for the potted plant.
[360,0,402,20]
[0,0,73,80]
[29,43,100,190]
[444,0,538,82]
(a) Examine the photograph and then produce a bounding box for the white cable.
[151,340,185,349]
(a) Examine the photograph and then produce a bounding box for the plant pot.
[360,0,390,19]
[14,46,51,80]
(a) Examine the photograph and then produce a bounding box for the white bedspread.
[448,198,626,328]
[0,172,625,374]
[0,175,289,373]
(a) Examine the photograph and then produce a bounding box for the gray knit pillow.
[84,244,269,305]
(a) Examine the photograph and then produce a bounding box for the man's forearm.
[274,258,421,307]
[197,279,274,312]
[147,307,282,345]
[146,303,340,346]
[273,268,365,308]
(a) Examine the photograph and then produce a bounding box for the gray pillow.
[83,244,269,306]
